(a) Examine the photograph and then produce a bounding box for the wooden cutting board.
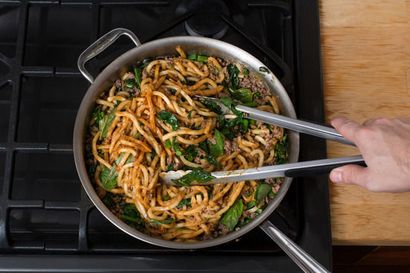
[320,0,410,245]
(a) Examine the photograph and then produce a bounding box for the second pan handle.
[77,28,141,84]
[236,105,354,146]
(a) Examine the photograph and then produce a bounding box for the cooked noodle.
[86,47,287,241]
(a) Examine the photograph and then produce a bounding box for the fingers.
[331,117,362,142]
[330,164,369,188]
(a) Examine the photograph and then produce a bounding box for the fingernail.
[330,170,343,183]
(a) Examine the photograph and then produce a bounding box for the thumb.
[330,164,369,187]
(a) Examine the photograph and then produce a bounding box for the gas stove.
[0,0,331,272]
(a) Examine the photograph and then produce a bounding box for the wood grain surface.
[319,0,410,245]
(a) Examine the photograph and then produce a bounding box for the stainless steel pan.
[73,28,329,273]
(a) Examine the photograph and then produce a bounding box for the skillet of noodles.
[85,46,288,241]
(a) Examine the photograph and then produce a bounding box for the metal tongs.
[160,98,364,186]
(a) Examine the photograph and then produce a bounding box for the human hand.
[329,117,410,192]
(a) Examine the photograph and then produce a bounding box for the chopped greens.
[177,198,191,209]
[92,108,104,124]
[208,129,224,158]
[172,168,214,187]
[121,203,143,228]
[246,200,257,210]
[200,98,223,115]
[165,139,172,149]
[171,139,183,157]
[187,53,208,63]
[183,145,198,162]
[220,198,244,231]
[124,78,134,88]
[275,134,288,164]
[151,218,175,225]
[157,110,179,130]
[242,67,249,76]
[134,66,142,88]
[99,109,116,139]
[228,87,257,107]
[99,165,118,190]
[255,183,272,203]
[227,64,240,89]
[166,163,174,172]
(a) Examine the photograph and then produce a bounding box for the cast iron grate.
[0,0,314,255]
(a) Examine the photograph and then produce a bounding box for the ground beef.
[224,139,239,155]
[239,75,271,104]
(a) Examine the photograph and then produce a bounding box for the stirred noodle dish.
[86,46,288,241]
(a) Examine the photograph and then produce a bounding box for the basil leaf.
[121,203,142,224]
[209,129,224,158]
[219,96,233,108]
[172,169,214,187]
[200,98,223,114]
[242,67,249,76]
[99,109,116,139]
[275,134,288,164]
[157,110,179,131]
[134,67,142,88]
[220,198,244,231]
[227,64,240,89]
[255,183,272,203]
[99,165,118,190]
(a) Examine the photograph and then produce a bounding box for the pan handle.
[77,28,141,83]
[260,221,330,273]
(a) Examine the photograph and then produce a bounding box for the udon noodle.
[85,46,288,241]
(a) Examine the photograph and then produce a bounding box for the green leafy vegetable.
[151,218,175,225]
[99,165,118,190]
[196,54,208,63]
[187,53,208,63]
[183,145,198,162]
[165,139,172,149]
[229,87,256,106]
[125,78,134,88]
[188,110,193,119]
[157,110,179,131]
[114,153,135,165]
[177,198,192,209]
[99,109,116,139]
[209,129,224,158]
[121,203,143,227]
[102,192,115,208]
[171,139,183,157]
[187,53,197,60]
[134,67,142,88]
[255,183,272,203]
[92,108,104,124]
[246,200,257,210]
[275,134,288,164]
[163,194,170,201]
[242,67,249,76]
[220,96,233,108]
[227,64,240,89]
[166,163,174,172]
[172,168,214,187]
[200,98,223,114]
[220,198,244,231]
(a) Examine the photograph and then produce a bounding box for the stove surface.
[0,1,331,272]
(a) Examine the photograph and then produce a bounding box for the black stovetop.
[0,0,332,272]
